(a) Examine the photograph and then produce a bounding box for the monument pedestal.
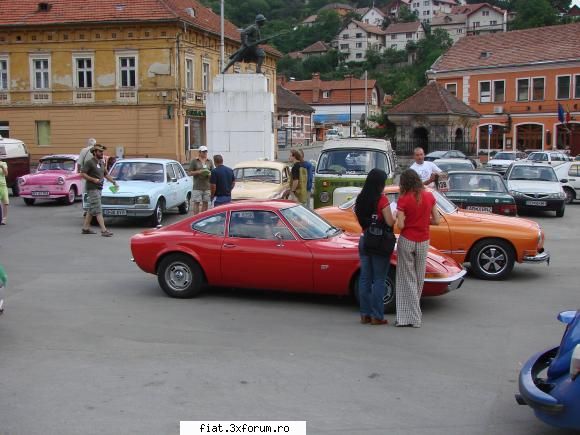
[206,74,275,166]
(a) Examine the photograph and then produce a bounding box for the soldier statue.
[222,14,267,74]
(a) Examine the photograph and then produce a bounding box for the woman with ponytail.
[395,169,440,328]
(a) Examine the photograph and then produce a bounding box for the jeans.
[214,195,231,206]
[358,236,390,320]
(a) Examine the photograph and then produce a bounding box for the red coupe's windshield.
[281,205,340,240]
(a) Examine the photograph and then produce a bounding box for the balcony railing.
[393,140,477,156]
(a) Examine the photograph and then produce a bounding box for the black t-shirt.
[210,165,235,196]
[82,158,106,191]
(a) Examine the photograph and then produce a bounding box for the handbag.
[363,213,396,257]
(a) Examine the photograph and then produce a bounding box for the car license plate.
[103,209,127,216]
[525,200,547,206]
[466,206,492,212]
[31,191,50,196]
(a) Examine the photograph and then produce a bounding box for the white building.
[450,2,507,35]
[430,13,467,43]
[384,21,426,51]
[409,0,460,23]
[335,20,387,62]
[356,6,387,26]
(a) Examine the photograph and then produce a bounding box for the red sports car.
[130,201,466,313]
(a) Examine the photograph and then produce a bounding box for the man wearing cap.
[188,146,214,214]
[80,144,118,237]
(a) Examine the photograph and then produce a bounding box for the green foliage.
[511,0,558,29]
[397,5,419,22]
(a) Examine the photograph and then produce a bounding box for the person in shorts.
[0,159,8,225]
[80,144,118,237]
[188,146,214,214]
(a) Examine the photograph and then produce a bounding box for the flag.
[558,103,565,124]
[566,110,572,124]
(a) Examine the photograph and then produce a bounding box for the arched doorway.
[413,127,429,153]
[556,123,580,156]
[455,128,464,144]
[516,124,543,151]
[478,125,503,151]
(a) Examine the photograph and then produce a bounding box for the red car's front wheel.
[157,254,204,298]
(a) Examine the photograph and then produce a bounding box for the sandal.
[82,228,96,234]
[101,230,113,237]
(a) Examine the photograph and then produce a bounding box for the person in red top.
[395,169,440,328]
[354,169,395,325]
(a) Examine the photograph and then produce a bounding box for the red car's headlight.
[57,177,65,185]
[18,177,26,186]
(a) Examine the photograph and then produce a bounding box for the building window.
[342,34,348,39]
[74,57,93,89]
[322,90,330,98]
[479,81,491,103]
[0,59,8,90]
[356,42,362,48]
[36,120,50,145]
[118,56,136,88]
[493,80,505,103]
[424,0,429,5]
[356,33,363,38]
[406,32,413,38]
[489,20,497,25]
[445,83,457,96]
[32,58,50,89]
[473,22,480,27]
[575,74,580,99]
[457,28,463,33]
[557,75,571,99]
[532,77,544,101]
[355,53,363,58]
[517,78,529,101]
[202,62,210,92]
[482,10,490,16]
[391,34,396,39]
[185,57,194,90]
[340,44,349,49]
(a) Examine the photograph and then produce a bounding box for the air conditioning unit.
[493,106,503,114]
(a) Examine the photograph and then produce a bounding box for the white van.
[0,136,30,196]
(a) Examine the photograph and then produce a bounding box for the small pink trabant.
[18,154,84,205]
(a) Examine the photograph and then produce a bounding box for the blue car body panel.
[517,310,580,430]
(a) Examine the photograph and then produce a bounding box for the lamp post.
[220,0,224,72]
[349,74,352,138]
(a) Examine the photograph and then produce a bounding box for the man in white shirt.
[409,147,442,187]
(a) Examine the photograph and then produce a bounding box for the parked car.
[18,154,83,205]
[130,201,466,313]
[425,150,478,168]
[527,151,569,166]
[232,160,291,200]
[554,161,580,204]
[505,162,566,217]
[0,136,30,196]
[516,309,580,430]
[432,158,476,173]
[314,138,396,208]
[485,151,527,174]
[316,186,549,280]
[89,158,192,226]
[440,171,517,216]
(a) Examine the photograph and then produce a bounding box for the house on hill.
[384,21,426,51]
[334,20,386,62]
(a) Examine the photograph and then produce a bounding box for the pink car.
[18,154,83,205]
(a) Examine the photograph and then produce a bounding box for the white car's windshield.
[234,167,281,184]
[110,162,165,182]
[37,159,76,171]
[508,165,557,182]
[317,149,388,175]
[493,152,516,161]
[281,205,340,239]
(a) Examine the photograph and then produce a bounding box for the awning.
[313,113,363,124]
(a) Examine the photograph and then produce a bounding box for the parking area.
[0,198,578,435]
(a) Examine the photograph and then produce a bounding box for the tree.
[397,5,419,22]
[511,0,558,29]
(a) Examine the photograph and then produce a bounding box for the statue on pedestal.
[222,14,268,74]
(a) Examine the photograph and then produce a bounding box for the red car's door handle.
[223,243,236,248]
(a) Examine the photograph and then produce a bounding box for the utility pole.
[349,74,352,138]
[220,0,225,73]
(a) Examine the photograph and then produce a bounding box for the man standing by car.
[290,149,309,207]
[210,155,235,206]
[299,149,314,208]
[410,147,442,187]
[81,144,118,237]
[188,146,214,214]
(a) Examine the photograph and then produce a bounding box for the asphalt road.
[0,197,578,435]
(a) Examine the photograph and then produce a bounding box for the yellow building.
[0,0,280,162]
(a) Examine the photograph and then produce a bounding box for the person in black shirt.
[210,155,235,206]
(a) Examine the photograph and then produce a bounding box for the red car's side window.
[191,212,226,236]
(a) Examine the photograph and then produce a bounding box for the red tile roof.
[284,76,378,105]
[351,20,387,35]
[387,82,480,117]
[451,2,505,15]
[301,40,330,54]
[384,21,423,34]
[0,0,281,56]
[431,23,580,72]
[277,85,314,113]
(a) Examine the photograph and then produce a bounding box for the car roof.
[434,158,472,164]
[511,161,553,166]
[39,154,79,160]
[114,158,179,164]
[322,138,392,151]
[234,160,288,170]
[447,170,500,176]
[198,199,299,213]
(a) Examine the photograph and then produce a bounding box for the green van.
[313,138,396,209]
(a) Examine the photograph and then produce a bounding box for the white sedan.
[555,161,580,204]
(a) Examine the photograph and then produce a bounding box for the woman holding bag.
[355,169,396,325]
[395,169,440,328]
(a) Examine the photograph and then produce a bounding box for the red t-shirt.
[397,190,436,242]
[377,195,390,222]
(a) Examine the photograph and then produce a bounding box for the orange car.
[317,186,549,280]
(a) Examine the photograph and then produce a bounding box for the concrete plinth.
[206,74,275,166]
